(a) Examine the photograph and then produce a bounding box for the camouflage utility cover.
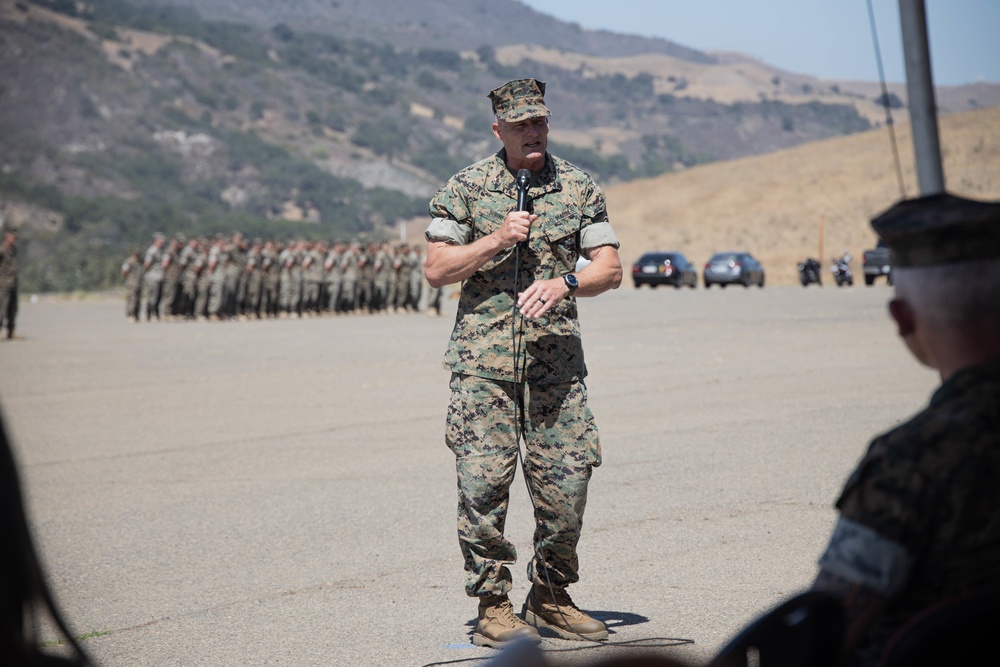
[488,78,551,123]
[427,150,619,384]
[871,193,1000,268]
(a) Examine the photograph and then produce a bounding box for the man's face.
[493,115,548,171]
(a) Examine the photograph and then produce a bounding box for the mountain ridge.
[126,0,717,61]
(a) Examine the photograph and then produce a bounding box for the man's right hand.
[498,211,537,249]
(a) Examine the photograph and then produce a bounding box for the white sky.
[519,0,999,86]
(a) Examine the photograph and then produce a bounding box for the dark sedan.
[703,252,765,288]
[632,252,699,289]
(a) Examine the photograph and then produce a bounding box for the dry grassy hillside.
[495,45,1000,126]
[606,106,1000,285]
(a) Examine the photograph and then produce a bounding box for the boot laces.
[482,596,521,627]
[542,587,586,620]
[494,598,520,625]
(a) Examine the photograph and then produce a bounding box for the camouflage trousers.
[124,283,141,320]
[142,277,163,320]
[446,373,602,598]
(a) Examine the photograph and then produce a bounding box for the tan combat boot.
[522,583,608,641]
[472,594,541,648]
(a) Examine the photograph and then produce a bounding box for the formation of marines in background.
[122,231,442,322]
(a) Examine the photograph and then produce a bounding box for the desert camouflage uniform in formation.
[178,238,201,319]
[426,148,619,599]
[0,230,20,338]
[160,236,184,318]
[225,234,247,318]
[261,241,281,318]
[391,246,406,311]
[372,242,392,312]
[206,238,229,319]
[141,234,165,321]
[357,243,374,313]
[121,234,438,322]
[243,239,263,318]
[338,242,360,314]
[120,250,142,322]
[405,245,423,311]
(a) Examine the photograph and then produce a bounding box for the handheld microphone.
[516,169,531,248]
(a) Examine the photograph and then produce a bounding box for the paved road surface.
[0,284,937,666]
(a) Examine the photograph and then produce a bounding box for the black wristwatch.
[563,273,579,295]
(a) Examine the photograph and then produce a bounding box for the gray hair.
[894,258,1000,324]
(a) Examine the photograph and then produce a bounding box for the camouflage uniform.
[194,248,212,319]
[120,251,142,322]
[262,242,281,318]
[244,241,263,318]
[224,235,247,318]
[819,359,1000,663]
[339,244,359,313]
[141,235,165,320]
[406,245,423,311]
[357,243,374,313]
[427,148,619,598]
[302,242,326,315]
[160,237,183,318]
[289,241,306,316]
[391,246,407,312]
[324,243,344,313]
[207,240,229,319]
[817,194,1000,665]
[372,243,393,312]
[0,231,20,338]
[178,239,201,319]
[278,243,298,316]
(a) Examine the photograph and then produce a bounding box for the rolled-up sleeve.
[425,217,470,245]
[580,221,620,251]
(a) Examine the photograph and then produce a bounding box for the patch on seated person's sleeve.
[818,517,914,597]
[579,221,620,251]
[425,217,470,245]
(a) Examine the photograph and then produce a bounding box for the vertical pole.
[818,211,825,263]
[99,241,105,290]
[898,0,945,195]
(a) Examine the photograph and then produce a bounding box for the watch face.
[565,274,579,288]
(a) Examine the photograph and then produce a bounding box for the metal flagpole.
[898,0,945,196]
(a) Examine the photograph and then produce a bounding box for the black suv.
[862,241,892,285]
[632,252,698,289]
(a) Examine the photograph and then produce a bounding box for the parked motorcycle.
[797,258,822,286]
[832,252,854,287]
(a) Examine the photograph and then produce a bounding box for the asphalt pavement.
[0,284,938,666]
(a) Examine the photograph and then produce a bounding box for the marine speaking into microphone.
[423,78,623,648]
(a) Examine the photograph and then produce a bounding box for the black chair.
[879,586,1000,667]
[710,591,844,667]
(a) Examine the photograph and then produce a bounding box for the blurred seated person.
[1,407,94,666]
[811,194,1000,665]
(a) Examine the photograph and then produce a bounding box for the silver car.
[703,252,766,288]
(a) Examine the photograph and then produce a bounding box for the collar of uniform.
[489,150,562,200]
[930,355,1000,407]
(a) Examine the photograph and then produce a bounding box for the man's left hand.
[518,278,568,319]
